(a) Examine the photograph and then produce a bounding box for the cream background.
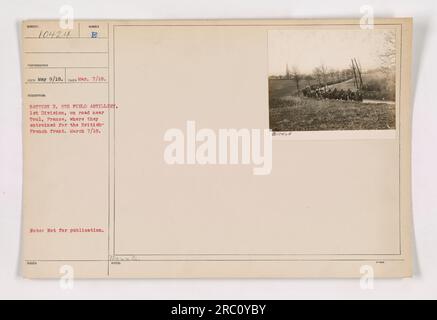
[113,25,399,256]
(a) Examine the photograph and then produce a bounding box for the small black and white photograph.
[268,28,397,132]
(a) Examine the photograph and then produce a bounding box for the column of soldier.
[302,85,363,102]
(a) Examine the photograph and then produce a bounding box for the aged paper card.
[21,19,413,278]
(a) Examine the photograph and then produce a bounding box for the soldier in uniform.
[346,89,352,101]
[356,90,363,102]
[339,89,345,100]
[332,88,338,100]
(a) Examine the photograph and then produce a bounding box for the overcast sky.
[268,28,395,76]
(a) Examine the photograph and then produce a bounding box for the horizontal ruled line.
[115,253,404,256]
[25,82,108,84]
[24,37,108,39]
[24,51,108,54]
[26,66,108,69]
[25,258,406,262]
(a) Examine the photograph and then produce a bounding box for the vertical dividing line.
[113,25,116,257]
[107,23,111,276]
[399,25,403,255]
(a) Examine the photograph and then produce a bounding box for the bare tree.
[285,63,291,80]
[378,31,396,99]
[313,67,322,87]
[327,68,335,83]
[319,64,328,90]
[379,30,396,72]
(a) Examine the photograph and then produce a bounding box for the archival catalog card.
[21,19,413,278]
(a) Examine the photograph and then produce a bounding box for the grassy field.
[269,97,395,131]
[269,79,316,99]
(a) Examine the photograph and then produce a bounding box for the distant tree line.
[270,64,357,87]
